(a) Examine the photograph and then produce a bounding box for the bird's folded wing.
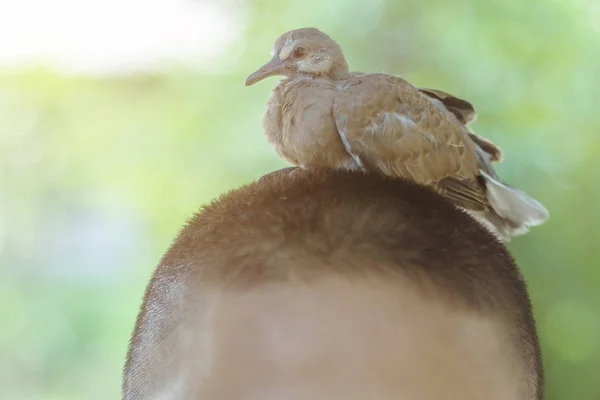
[353,74,503,166]
[333,74,489,211]
[332,74,480,184]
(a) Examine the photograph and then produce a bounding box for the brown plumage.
[246,27,549,241]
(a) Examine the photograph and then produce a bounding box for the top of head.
[246,28,349,85]
[164,167,516,296]
[123,167,543,400]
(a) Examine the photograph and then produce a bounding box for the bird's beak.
[245,56,286,86]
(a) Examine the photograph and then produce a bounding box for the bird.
[245,27,548,241]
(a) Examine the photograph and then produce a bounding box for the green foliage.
[1,0,599,398]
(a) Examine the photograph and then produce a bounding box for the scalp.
[166,167,520,305]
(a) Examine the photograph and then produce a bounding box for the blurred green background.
[0,0,599,398]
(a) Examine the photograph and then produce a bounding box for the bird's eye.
[293,47,306,59]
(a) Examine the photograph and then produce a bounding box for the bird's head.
[245,28,350,86]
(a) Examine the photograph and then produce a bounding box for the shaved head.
[123,168,543,399]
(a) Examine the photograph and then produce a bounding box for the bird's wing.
[333,73,488,210]
[417,88,477,125]
[350,73,478,126]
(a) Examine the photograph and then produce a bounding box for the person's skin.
[123,168,543,400]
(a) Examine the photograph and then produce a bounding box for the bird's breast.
[265,80,354,169]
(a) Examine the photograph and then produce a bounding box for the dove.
[245,27,548,241]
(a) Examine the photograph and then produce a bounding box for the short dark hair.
[123,167,543,399]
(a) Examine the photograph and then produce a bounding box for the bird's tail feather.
[479,170,549,236]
